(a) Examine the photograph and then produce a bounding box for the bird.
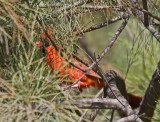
[36,26,142,109]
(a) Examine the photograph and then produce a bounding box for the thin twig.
[39,3,61,8]
[75,15,124,35]
[110,110,115,122]
[89,109,99,121]
[116,114,142,122]
[0,29,3,43]
[4,32,9,55]
[80,5,124,11]
[133,5,160,22]
[39,0,92,9]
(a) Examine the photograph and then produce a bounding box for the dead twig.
[80,5,124,11]
[75,15,124,35]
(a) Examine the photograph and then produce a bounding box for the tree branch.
[147,25,160,43]
[75,15,124,35]
[89,109,99,121]
[133,5,160,22]
[78,89,103,122]
[80,5,124,11]
[138,61,160,122]
[142,0,149,27]
[116,114,142,122]
[128,0,160,42]
[103,70,142,122]
[72,99,125,110]
[65,70,142,121]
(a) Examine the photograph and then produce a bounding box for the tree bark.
[103,70,142,121]
[139,61,160,122]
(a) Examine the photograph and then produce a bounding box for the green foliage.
[0,0,160,121]
[0,0,82,121]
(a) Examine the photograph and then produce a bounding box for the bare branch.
[70,98,127,112]
[116,114,142,122]
[75,15,124,35]
[121,1,160,121]
[147,25,160,42]
[142,0,149,26]
[133,5,160,22]
[80,5,123,11]
[128,0,160,42]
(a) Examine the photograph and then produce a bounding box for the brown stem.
[75,15,123,35]
[142,0,149,27]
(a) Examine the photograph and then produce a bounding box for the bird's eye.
[41,46,46,55]
[44,39,50,47]
[39,39,51,55]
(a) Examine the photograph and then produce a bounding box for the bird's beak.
[72,84,79,88]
